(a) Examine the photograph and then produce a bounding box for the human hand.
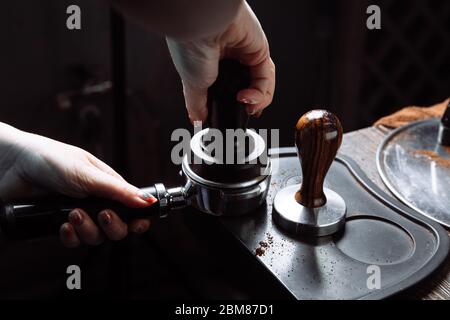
[167,1,275,122]
[0,124,156,247]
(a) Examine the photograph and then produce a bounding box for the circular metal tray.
[377,119,450,228]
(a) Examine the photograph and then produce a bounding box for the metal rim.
[190,128,266,164]
[182,155,271,189]
[375,119,450,228]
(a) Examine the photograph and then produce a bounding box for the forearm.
[0,122,24,165]
[109,0,242,39]
[0,123,27,199]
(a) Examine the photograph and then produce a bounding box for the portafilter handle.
[207,59,251,132]
[0,183,191,241]
[295,110,343,208]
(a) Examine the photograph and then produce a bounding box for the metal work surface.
[219,148,449,300]
[377,119,450,228]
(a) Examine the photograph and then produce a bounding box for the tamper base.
[273,185,346,236]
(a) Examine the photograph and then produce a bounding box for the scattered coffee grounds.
[374,98,449,128]
[259,241,268,248]
[412,149,450,169]
[267,234,274,244]
[255,247,265,257]
[255,233,274,256]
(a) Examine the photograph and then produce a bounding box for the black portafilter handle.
[438,102,450,146]
[207,59,251,132]
[0,186,164,241]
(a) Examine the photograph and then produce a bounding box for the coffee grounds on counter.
[255,247,265,257]
[254,233,274,256]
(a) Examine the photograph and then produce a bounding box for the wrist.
[0,123,28,183]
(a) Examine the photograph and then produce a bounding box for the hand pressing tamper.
[273,110,346,237]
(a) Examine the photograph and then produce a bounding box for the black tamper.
[188,59,267,184]
[272,110,346,237]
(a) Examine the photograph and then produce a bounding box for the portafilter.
[0,59,271,241]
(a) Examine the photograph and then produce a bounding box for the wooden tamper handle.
[295,110,343,208]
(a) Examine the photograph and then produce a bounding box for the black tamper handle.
[438,102,450,146]
[0,187,160,241]
[207,59,251,132]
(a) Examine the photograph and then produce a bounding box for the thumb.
[182,81,209,122]
[81,167,157,208]
[166,37,220,123]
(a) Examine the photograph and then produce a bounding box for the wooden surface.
[339,126,450,300]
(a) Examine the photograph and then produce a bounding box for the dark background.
[1,0,449,186]
[0,0,448,298]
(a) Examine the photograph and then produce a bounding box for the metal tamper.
[272,110,346,237]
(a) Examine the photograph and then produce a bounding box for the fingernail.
[240,98,258,105]
[138,190,158,205]
[133,224,146,234]
[61,224,72,237]
[99,211,112,226]
[69,210,83,226]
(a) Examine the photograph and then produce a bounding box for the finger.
[253,110,263,118]
[182,81,209,122]
[129,219,151,234]
[86,153,126,182]
[98,210,128,241]
[81,167,158,208]
[59,223,81,248]
[237,57,275,115]
[68,209,104,246]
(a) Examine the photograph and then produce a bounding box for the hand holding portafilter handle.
[0,184,189,241]
[0,188,160,241]
[295,110,343,208]
[272,109,346,237]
